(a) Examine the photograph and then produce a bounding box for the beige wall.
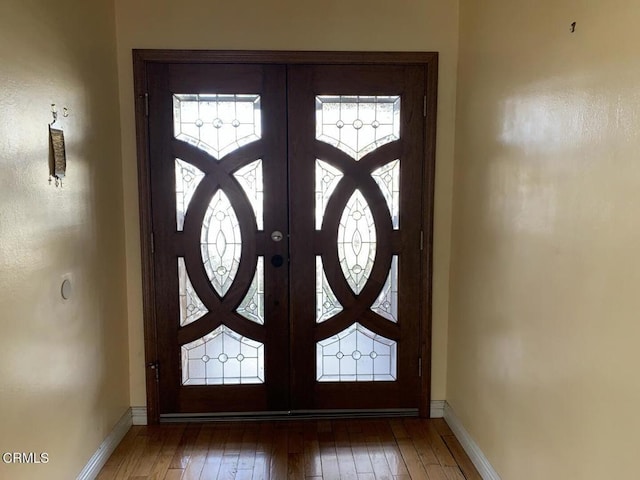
[114,0,459,406]
[0,1,129,479]
[449,1,640,478]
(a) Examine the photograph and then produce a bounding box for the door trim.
[133,50,438,424]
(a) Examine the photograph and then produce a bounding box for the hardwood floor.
[97,418,481,480]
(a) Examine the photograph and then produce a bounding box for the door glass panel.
[236,257,265,325]
[233,160,264,230]
[181,325,265,385]
[338,190,376,295]
[201,190,242,297]
[316,323,397,382]
[315,159,343,230]
[316,256,343,323]
[175,159,205,231]
[316,95,400,161]
[178,257,208,327]
[371,255,398,323]
[173,94,261,160]
[371,159,400,229]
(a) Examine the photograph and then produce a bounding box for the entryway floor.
[96,417,481,479]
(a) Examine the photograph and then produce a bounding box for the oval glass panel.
[338,190,376,295]
[201,190,242,297]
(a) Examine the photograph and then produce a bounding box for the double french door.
[136,52,436,419]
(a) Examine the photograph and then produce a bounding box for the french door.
[135,51,437,420]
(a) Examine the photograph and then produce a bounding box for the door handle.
[271,254,284,268]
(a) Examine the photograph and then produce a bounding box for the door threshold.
[160,408,419,423]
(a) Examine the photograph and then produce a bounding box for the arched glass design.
[316,256,343,323]
[316,95,400,161]
[316,323,397,382]
[175,159,205,231]
[177,257,208,327]
[236,257,265,325]
[173,94,261,160]
[181,325,265,385]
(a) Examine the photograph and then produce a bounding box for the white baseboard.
[443,403,501,480]
[430,400,446,418]
[76,408,132,480]
[131,406,148,425]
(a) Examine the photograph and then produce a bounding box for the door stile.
[287,66,316,410]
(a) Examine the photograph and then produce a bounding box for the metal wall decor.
[49,104,69,187]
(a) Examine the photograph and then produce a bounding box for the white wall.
[0,1,129,479]
[449,1,640,478]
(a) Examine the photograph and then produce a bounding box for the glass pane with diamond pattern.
[178,257,208,327]
[316,96,400,161]
[233,160,264,230]
[316,256,343,323]
[316,323,397,382]
[371,255,398,323]
[173,94,261,160]
[338,190,376,295]
[201,190,242,297]
[315,159,343,230]
[181,325,264,385]
[236,257,265,325]
[175,159,205,231]
[372,159,400,229]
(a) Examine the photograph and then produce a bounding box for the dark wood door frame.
[133,50,438,424]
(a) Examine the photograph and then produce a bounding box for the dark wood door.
[142,56,431,417]
[288,65,425,410]
[148,63,290,413]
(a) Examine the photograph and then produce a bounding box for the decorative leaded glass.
[316,256,343,323]
[236,257,265,325]
[233,160,264,230]
[371,159,400,230]
[338,190,376,295]
[181,325,264,385]
[178,257,208,327]
[175,159,205,231]
[173,94,261,160]
[316,96,401,161]
[315,159,344,230]
[316,323,397,382]
[371,255,399,323]
[201,190,242,297]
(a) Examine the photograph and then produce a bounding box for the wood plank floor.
[97,418,481,480]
